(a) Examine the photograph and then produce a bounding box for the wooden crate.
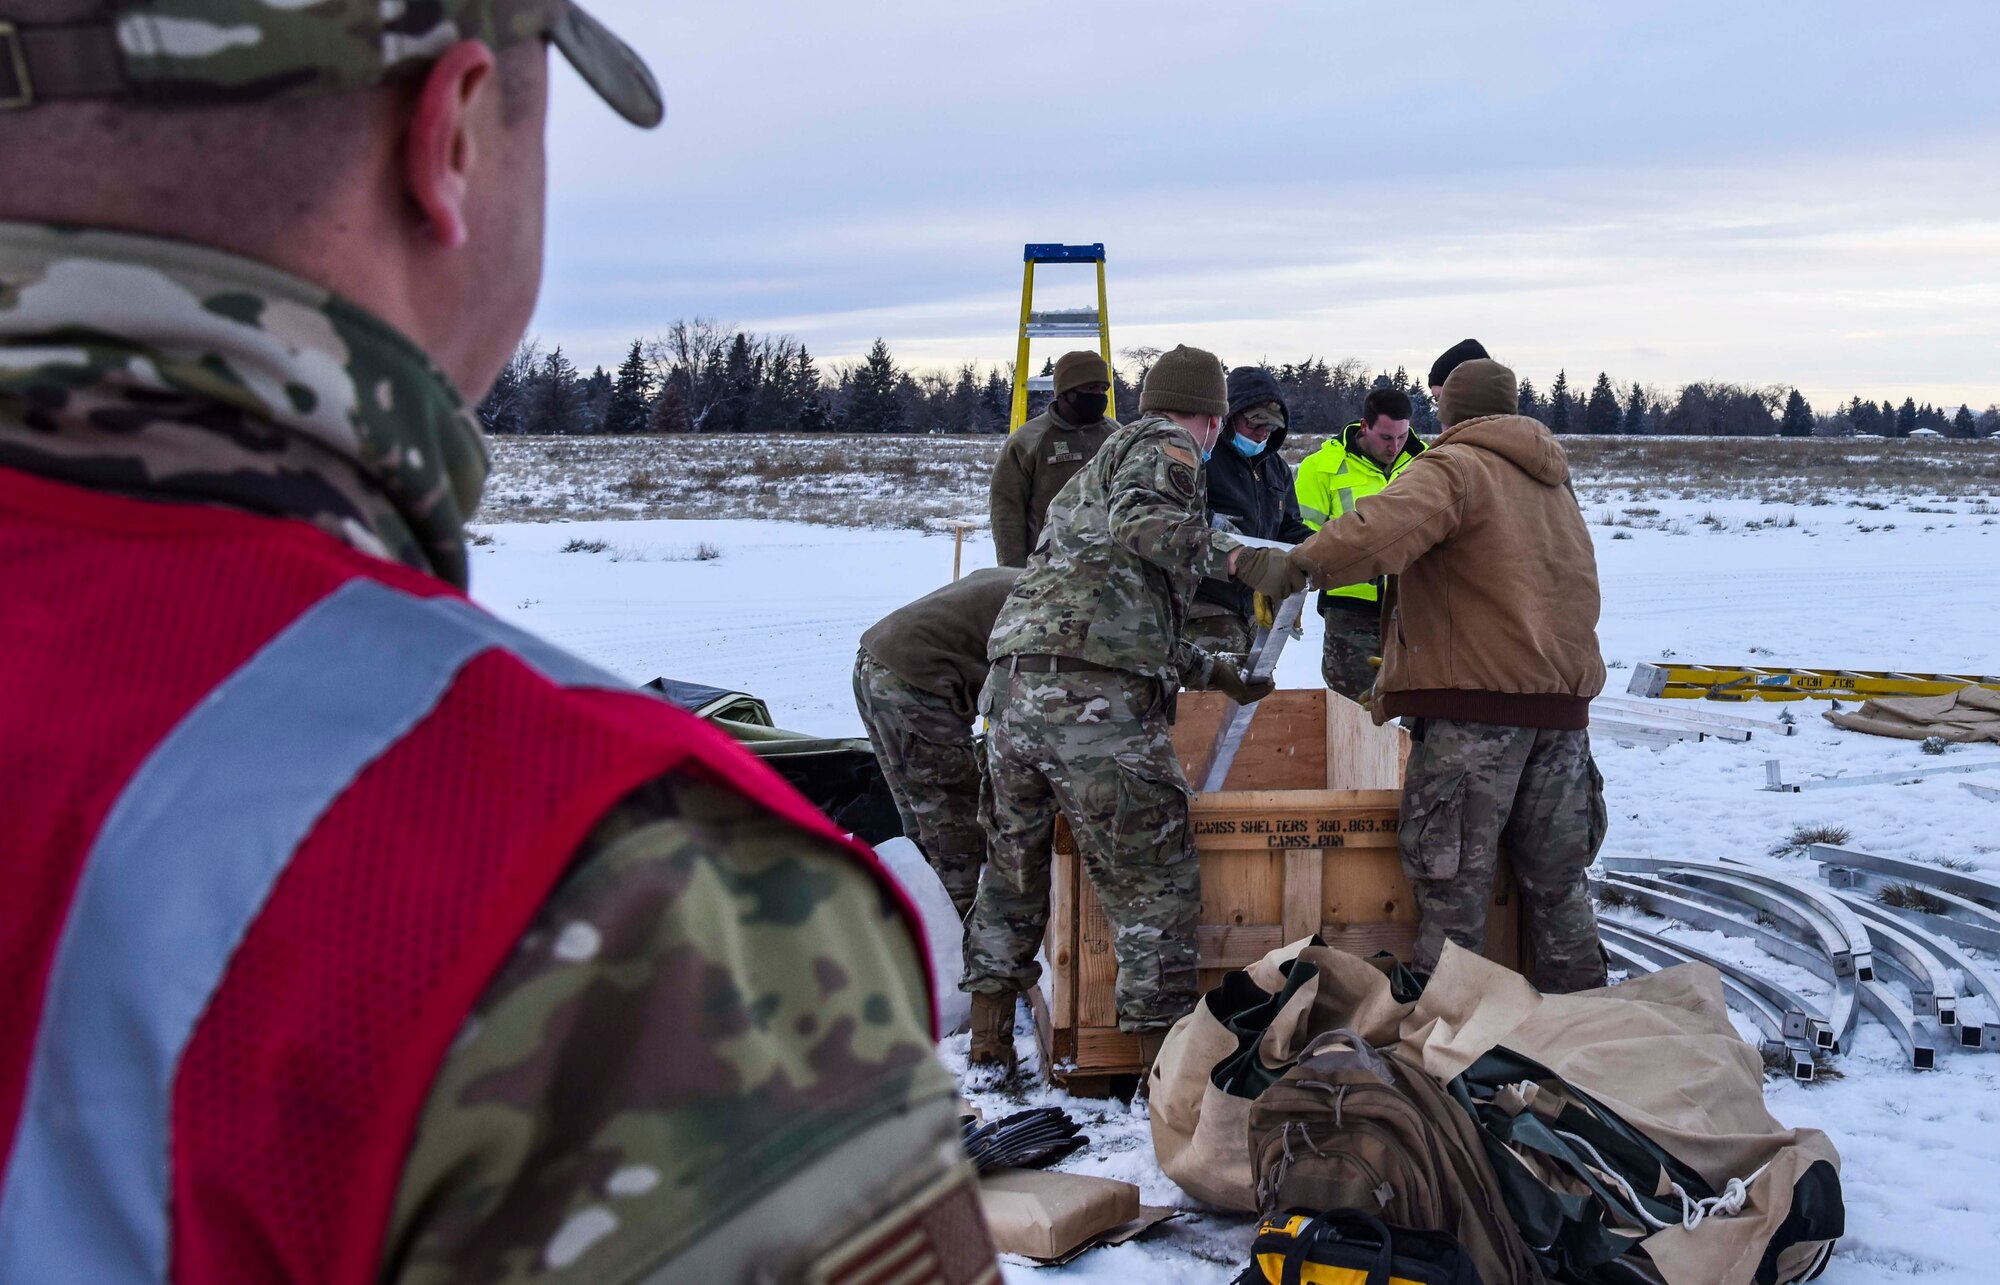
[1034,689,1528,1093]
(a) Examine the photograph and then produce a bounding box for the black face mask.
[1061,392,1109,423]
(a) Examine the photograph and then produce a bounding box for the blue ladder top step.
[1024,243,1105,263]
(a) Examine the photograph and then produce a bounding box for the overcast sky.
[531,1,2000,408]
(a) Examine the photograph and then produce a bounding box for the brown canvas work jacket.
[1290,365,1606,729]
[989,405,1116,566]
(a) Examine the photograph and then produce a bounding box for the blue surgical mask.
[1201,448,1213,463]
[1230,433,1267,459]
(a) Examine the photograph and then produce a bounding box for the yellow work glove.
[1253,593,1277,630]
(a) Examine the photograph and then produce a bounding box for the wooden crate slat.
[1177,689,1329,790]
[1077,878,1121,1028]
[1283,849,1324,942]
[1326,690,1409,789]
[1197,922,1287,969]
[1048,818,1077,1031]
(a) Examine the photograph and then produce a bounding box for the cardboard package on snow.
[976,1168,1176,1264]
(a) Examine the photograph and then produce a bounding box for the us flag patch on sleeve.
[806,1167,1000,1285]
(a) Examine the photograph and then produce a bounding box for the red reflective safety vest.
[0,465,929,1283]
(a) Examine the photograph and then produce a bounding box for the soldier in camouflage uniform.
[961,346,1302,1073]
[854,567,1020,916]
[0,5,997,1282]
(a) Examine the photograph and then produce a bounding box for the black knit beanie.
[1427,338,1490,390]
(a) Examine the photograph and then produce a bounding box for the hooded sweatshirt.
[1287,359,1606,729]
[1194,367,1316,621]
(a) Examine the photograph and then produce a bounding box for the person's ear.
[404,41,500,249]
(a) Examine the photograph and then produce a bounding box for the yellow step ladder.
[1009,242,1112,431]
[1628,663,2000,702]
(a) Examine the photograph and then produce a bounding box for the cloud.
[533,0,2000,407]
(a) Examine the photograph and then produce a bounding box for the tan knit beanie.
[1139,345,1228,417]
[1439,359,1519,428]
[1053,350,1111,396]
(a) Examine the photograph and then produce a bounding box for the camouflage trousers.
[1182,608,1252,668]
[961,662,1201,1031]
[1398,718,1609,993]
[852,650,985,916]
[1320,602,1381,700]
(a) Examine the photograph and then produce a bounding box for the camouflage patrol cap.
[0,0,662,128]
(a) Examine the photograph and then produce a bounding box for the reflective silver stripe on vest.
[0,579,629,1282]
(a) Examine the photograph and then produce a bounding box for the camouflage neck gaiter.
[0,222,488,587]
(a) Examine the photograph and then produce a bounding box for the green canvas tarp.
[644,677,902,842]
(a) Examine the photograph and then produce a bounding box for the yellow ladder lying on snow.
[1628,663,2000,702]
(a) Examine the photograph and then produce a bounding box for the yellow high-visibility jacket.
[1294,422,1426,604]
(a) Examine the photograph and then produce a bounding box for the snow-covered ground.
[467,491,2000,1283]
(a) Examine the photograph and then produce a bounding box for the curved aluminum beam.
[1605,856,1872,980]
[1858,976,1937,1071]
[1600,927,1816,1081]
[1823,866,2000,956]
[1603,873,1831,977]
[1809,846,2000,908]
[1715,859,1876,979]
[1599,875,1854,1052]
[1598,919,1832,1052]
[1831,895,1957,1025]
[1839,892,2000,1051]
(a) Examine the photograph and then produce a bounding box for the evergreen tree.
[792,346,830,431]
[844,338,906,433]
[1548,370,1573,434]
[708,332,756,433]
[1895,397,1918,438]
[648,380,692,433]
[1622,384,1648,435]
[1409,385,1440,436]
[1951,405,1977,439]
[1516,377,1543,422]
[1584,372,1621,435]
[580,366,612,434]
[982,368,1012,429]
[532,346,583,434]
[1780,388,1814,438]
[479,341,537,435]
[603,340,653,435]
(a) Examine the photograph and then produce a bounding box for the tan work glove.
[1233,546,1309,599]
[1212,658,1277,706]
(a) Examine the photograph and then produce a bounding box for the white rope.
[1555,1128,1773,1233]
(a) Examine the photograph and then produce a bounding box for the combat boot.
[1135,1029,1172,1082]
[968,990,1020,1082]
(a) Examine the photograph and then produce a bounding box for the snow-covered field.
[467,481,2000,1283]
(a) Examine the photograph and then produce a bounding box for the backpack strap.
[1288,1211,1397,1285]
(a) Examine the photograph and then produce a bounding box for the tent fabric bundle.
[1824,687,2000,743]
[1148,941,1842,1285]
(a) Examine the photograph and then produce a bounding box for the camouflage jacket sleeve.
[1175,638,1219,691]
[380,775,993,1285]
[989,433,1034,567]
[1103,426,1240,578]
